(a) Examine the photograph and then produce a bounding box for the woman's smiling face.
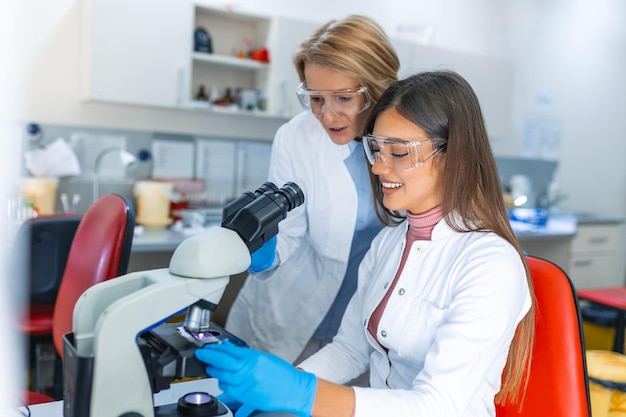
[370,108,444,215]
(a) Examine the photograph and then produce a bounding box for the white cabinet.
[518,236,572,275]
[568,223,625,288]
[81,1,318,118]
[81,0,194,107]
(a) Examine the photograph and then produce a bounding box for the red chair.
[496,256,591,417]
[20,194,135,402]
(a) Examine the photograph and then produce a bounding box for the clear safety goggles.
[296,82,372,116]
[362,134,447,170]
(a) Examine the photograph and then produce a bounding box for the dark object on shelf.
[213,87,235,106]
[194,27,212,53]
[195,85,209,101]
[26,122,44,146]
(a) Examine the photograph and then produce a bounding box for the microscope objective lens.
[184,304,212,333]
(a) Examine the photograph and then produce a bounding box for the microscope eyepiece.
[256,182,279,195]
[276,181,305,211]
[222,181,304,253]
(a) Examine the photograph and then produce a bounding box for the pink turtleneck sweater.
[367,206,444,349]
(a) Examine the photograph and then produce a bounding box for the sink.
[57,178,136,214]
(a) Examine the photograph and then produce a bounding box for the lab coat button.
[415,246,423,253]
[384,282,389,289]
[398,288,405,295]
[381,330,387,338]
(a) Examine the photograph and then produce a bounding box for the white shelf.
[192,52,269,70]
[182,100,289,120]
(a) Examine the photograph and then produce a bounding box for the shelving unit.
[189,5,272,115]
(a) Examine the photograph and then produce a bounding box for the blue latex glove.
[248,236,277,272]
[195,340,317,417]
[216,391,242,413]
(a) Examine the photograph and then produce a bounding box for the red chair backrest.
[496,256,591,417]
[52,194,135,357]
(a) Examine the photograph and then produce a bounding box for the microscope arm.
[69,227,250,417]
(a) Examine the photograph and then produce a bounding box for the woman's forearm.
[311,378,355,417]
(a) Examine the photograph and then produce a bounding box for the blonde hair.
[293,15,400,103]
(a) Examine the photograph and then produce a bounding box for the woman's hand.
[195,340,317,417]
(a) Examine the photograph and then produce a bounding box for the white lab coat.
[225,112,359,362]
[299,218,532,417]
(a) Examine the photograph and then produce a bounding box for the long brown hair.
[364,70,536,405]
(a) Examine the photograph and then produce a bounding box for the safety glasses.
[362,134,446,170]
[296,82,372,116]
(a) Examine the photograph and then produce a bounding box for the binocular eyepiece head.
[221,182,304,253]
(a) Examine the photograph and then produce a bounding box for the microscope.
[62,182,304,417]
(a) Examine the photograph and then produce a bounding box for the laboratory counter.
[130,213,623,291]
[132,215,583,253]
[129,215,579,274]
[131,226,215,253]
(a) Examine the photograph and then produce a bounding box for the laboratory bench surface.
[10,379,219,416]
[128,213,623,291]
[128,216,581,270]
[131,215,583,253]
[10,378,293,417]
[131,222,221,252]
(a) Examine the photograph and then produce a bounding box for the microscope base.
[154,396,231,416]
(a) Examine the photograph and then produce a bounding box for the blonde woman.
[225,15,400,365]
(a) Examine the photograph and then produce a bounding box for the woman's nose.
[320,104,340,120]
[371,157,390,175]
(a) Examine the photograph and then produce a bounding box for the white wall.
[501,0,626,218]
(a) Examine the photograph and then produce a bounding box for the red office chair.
[496,256,591,417]
[20,193,135,402]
